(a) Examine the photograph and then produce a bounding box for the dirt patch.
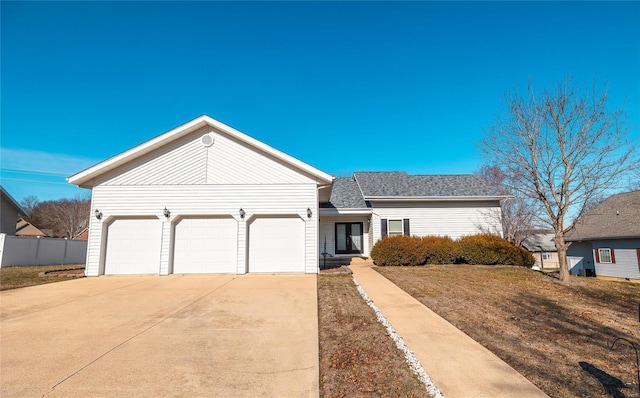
[377,265,640,398]
[318,273,431,397]
[319,265,352,275]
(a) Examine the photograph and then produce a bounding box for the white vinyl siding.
[85,184,318,275]
[98,126,317,186]
[371,200,503,244]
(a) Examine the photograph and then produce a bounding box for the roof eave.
[319,208,372,215]
[566,235,640,242]
[365,195,508,201]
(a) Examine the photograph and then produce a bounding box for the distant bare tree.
[28,194,91,239]
[480,77,638,281]
[476,165,541,246]
[19,195,40,222]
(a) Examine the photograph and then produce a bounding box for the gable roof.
[353,172,508,200]
[1,186,27,217]
[566,190,640,241]
[16,219,48,237]
[521,233,557,252]
[320,177,368,209]
[68,115,334,188]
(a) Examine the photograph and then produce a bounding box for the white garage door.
[249,217,305,273]
[173,217,238,274]
[105,218,162,275]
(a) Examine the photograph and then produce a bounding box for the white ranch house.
[68,116,506,276]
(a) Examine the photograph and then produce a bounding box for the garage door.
[248,217,305,273]
[105,218,162,274]
[173,217,238,274]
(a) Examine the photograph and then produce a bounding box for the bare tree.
[480,77,638,280]
[28,194,91,238]
[476,165,541,246]
[19,195,40,222]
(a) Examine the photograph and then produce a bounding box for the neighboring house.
[566,190,640,280]
[15,219,49,237]
[521,233,559,270]
[68,115,506,276]
[74,227,89,240]
[0,186,27,235]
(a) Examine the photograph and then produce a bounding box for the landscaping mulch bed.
[318,273,431,397]
[377,265,640,398]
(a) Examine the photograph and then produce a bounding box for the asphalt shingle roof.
[521,233,557,252]
[566,190,640,241]
[320,177,368,209]
[353,172,506,197]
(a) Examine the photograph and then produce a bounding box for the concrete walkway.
[350,260,549,398]
[1,274,319,398]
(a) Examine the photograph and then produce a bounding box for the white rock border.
[353,276,445,398]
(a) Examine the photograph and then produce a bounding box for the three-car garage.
[101,215,308,275]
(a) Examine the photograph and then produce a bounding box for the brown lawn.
[318,272,431,397]
[376,265,640,398]
[0,265,85,291]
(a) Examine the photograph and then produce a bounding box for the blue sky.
[2,1,639,202]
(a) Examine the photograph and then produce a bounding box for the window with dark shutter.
[596,248,613,264]
[381,219,388,237]
[403,219,410,236]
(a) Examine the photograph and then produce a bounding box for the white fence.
[0,234,87,267]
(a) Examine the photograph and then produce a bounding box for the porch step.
[319,256,369,270]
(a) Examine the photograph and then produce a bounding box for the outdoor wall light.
[239,208,246,219]
[307,207,312,218]
[163,207,171,218]
[94,209,102,220]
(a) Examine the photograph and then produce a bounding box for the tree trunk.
[554,234,570,281]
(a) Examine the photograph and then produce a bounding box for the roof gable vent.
[201,134,215,147]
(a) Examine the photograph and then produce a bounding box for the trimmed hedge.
[371,234,535,267]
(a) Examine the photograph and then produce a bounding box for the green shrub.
[370,235,428,266]
[458,234,535,267]
[421,236,461,264]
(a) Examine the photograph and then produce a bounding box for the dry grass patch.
[0,265,85,291]
[318,273,431,397]
[377,265,640,398]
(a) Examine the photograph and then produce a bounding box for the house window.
[388,220,403,236]
[598,248,613,263]
[541,253,552,260]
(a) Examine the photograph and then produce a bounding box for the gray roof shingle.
[321,177,368,209]
[566,190,640,241]
[522,233,557,252]
[353,172,506,197]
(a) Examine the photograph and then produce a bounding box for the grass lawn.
[0,265,85,291]
[377,265,640,398]
[318,272,431,397]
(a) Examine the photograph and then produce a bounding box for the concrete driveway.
[1,274,319,397]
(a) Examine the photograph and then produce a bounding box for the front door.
[335,222,363,254]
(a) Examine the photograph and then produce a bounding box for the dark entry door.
[335,222,363,254]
